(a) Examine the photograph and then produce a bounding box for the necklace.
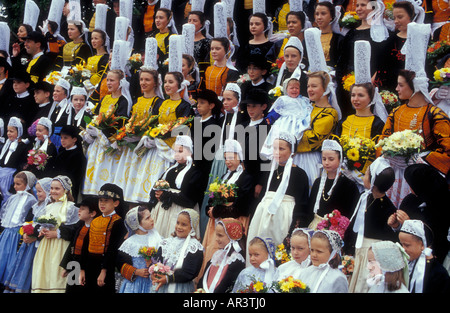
[322,188,331,202]
[409,105,424,130]
[347,115,369,138]
[276,167,284,180]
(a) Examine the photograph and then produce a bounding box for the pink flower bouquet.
[149,262,173,278]
[316,210,350,239]
[26,149,51,171]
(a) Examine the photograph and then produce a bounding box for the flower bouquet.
[26,149,51,171]
[341,255,355,280]
[431,67,450,88]
[236,277,270,293]
[145,116,194,140]
[128,53,143,72]
[44,71,62,85]
[270,57,284,76]
[149,262,173,279]
[19,221,36,238]
[427,40,450,66]
[339,11,361,29]
[153,179,170,191]
[273,276,310,293]
[138,246,158,267]
[65,61,92,87]
[268,85,283,102]
[316,209,350,239]
[274,243,291,266]
[36,214,59,230]
[375,129,424,163]
[237,73,250,86]
[205,176,238,207]
[339,134,376,173]
[89,103,127,143]
[379,90,401,114]
[342,72,355,91]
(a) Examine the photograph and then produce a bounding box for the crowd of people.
[0,0,449,295]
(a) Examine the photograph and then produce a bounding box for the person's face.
[224,152,240,172]
[35,183,47,202]
[112,2,120,15]
[6,126,18,141]
[246,103,266,121]
[210,40,227,61]
[307,77,326,102]
[396,75,413,100]
[67,23,81,41]
[247,64,265,82]
[78,205,95,222]
[249,16,265,36]
[393,8,412,33]
[175,213,192,238]
[286,80,300,98]
[322,150,340,174]
[17,26,27,42]
[399,232,424,262]
[13,80,29,94]
[196,98,214,116]
[14,177,27,192]
[24,39,40,55]
[98,197,119,215]
[173,144,191,164]
[35,124,49,141]
[310,237,332,267]
[155,10,169,30]
[71,94,86,112]
[163,73,180,96]
[106,72,121,93]
[222,90,238,112]
[139,209,155,231]
[356,0,373,20]
[284,47,301,72]
[181,58,192,78]
[53,85,67,102]
[140,72,156,94]
[315,5,333,29]
[351,86,371,111]
[91,31,105,50]
[290,235,310,264]
[60,134,77,149]
[34,89,50,105]
[287,15,303,37]
[273,139,292,164]
[215,223,231,249]
[50,180,66,201]
[249,244,269,268]
[188,13,203,33]
[366,248,383,278]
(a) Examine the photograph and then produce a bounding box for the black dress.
[375,33,406,92]
[408,257,450,293]
[236,41,274,72]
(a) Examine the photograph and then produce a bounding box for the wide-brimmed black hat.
[11,70,32,84]
[0,57,11,72]
[22,31,47,51]
[34,80,54,93]
[241,88,270,106]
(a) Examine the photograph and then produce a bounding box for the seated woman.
[55,20,92,70]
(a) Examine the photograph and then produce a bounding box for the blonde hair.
[307,71,331,90]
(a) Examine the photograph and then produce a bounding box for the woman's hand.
[155,190,163,201]
[23,233,37,244]
[40,228,58,239]
[151,273,168,291]
[135,268,149,278]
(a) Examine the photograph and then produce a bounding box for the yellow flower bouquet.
[339,11,361,29]
[339,134,376,172]
[268,85,283,101]
[236,277,270,293]
[205,176,238,207]
[379,90,401,114]
[431,67,450,87]
[275,243,291,266]
[128,53,143,72]
[273,276,310,293]
[342,72,355,91]
[65,61,92,87]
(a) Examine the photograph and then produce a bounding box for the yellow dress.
[340,114,375,140]
[131,96,159,120]
[155,32,170,56]
[157,98,183,148]
[31,199,78,293]
[86,54,108,86]
[96,94,119,115]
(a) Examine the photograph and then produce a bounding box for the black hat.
[0,57,11,72]
[22,31,47,51]
[61,125,80,138]
[34,81,54,93]
[98,183,124,201]
[241,88,269,106]
[246,54,270,72]
[11,70,32,84]
[196,88,223,116]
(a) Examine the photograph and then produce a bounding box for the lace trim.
[160,237,203,266]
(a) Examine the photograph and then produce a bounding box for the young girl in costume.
[3,177,52,293]
[117,206,162,293]
[151,209,204,293]
[0,171,37,286]
[198,218,246,293]
[274,228,312,281]
[298,230,348,293]
[31,175,80,293]
[232,236,277,293]
[366,240,410,293]
[28,117,58,178]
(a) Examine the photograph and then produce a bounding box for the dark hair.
[139,68,159,86]
[286,11,305,30]
[249,12,269,36]
[188,10,206,26]
[165,71,184,89]
[398,69,416,91]
[373,167,395,193]
[350,82,376,102]
[78,196,101,217]
[182,54,196,76]
[19,24,33,36]
[137,206,150,224]
[91,28,107,47]
[47,20,59,34]
[156,7,172,21]
[315,1,336,21]
[393,1,415,20]
[211,37,230,52]
[68,21,85,38]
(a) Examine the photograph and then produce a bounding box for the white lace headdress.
[142,37,165,99]
[401,22,433,104]
[0,22,11,63]
[168,34,191,101]
[47,0,65,29]
[160,0,178,34]
[304,27,342,119]
[0,117,23,163]
[252,0,273,40]
[70,86,90,126]
[161,135,193,189]
[371,240,410,287]
[94,3,111,52]
[66,0,81,22]
[119,0,135,47]
[354,40,388,122]
[23,0,40,30]
[213,2,228,39]
[110,40,133,115]
[191,0,205,12]
[182,23,195,57]
[114,16,130,43]
[289,0,303,11]
[275,36,305,86]
[367,0,389,42]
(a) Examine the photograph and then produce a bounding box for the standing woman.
[85,29,109,89]
[55,20,92,70]
[246,132,310,264]
[187,10,211,76]
[93,70,130,118]
[31,176,79,293]
[131,68,164,120]
[148,8,176,68]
